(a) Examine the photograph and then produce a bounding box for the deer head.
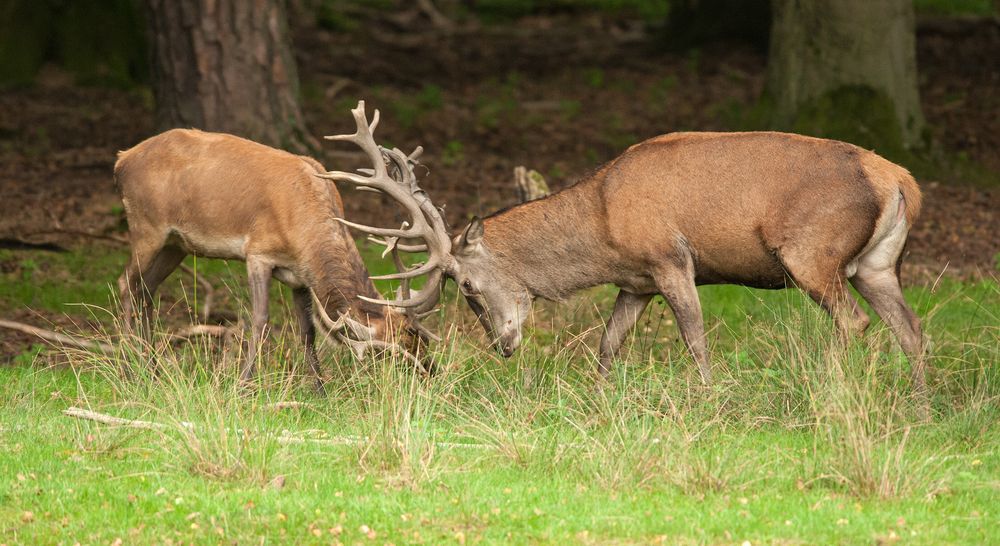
[317,101,530,357]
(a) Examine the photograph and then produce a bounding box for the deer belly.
[693,247,788,289]
[272,267,305,288]
[169,229,247,260]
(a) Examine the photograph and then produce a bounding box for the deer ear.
[457,216,484,253]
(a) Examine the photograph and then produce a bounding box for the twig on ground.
[63,406,175,430]
[266,401,308,411]
[1,318,234,353]
[0,237,68,252]
[416,0,456,30]
[169,324,234,341]
[63,406,492,450]
[27,228,128,245]
[0,319,114,352]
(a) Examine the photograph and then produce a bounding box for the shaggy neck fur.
[303,225,386,326]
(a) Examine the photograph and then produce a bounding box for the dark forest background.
[1,0,997,278]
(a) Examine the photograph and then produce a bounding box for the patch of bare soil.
[918,19,1000,174]
[0,86,151,241]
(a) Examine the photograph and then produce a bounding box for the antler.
[316,101,451,315]
[310,290,426,372]
[310,291,377,342]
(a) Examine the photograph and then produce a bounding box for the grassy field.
[1,244,998,544]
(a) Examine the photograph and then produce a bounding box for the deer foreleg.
[598,290,653,377]
[654,266,711,385]
[242,257,274,384]
[292,287,325,394]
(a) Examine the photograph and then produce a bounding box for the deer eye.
[461,279,475,294]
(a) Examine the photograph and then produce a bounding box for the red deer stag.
[115,108,433,389]
[326,104,926,399]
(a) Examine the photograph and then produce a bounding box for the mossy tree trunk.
[767,0,925,149]
[144,0,317,154]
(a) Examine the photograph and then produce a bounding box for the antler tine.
[323,101,386,179]
[384,146,418,187]
[408,319,442,343]
[312,290,427,369]
[369,258,439,281]
[367,222,436,280]
[357,280,439,309]
[333,217,418,239]
[368,235,428,254]
[311,291,375,341]
[329,154,450,260]
[390,246,442,343]
[392,244,411,298]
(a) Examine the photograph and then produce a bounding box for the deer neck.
[482,177,617,301]
[301,227,386,326]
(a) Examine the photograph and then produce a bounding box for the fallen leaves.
[268,474,286,490]
[359,524,377,539]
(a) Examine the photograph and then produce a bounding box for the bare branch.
[266,401,308,411]
[168,324,233,341]
[0,319,113,352]
[63,406,492,449]
[64,407,170,430]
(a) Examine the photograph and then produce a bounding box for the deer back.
[115,128,380,314]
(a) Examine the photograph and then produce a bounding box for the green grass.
[1,245,998,543]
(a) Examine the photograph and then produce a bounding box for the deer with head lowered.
[331,103,927,402]
[114,105,435,389]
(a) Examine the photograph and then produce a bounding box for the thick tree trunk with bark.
[767,0,925,148]
[144,0,316,154]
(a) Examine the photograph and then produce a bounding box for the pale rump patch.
[846,190,908,278]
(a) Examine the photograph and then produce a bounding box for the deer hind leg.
[242,257,274,384]
[653,257,711,385]
[778,248,870,342]
[851,267,925,387]
[598,290,654,377]
[849,218,926,405]
[292,287,325,394]
[118,242,186,340]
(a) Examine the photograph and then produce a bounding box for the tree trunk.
[144,0,317,154]
[767,0,925,148]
